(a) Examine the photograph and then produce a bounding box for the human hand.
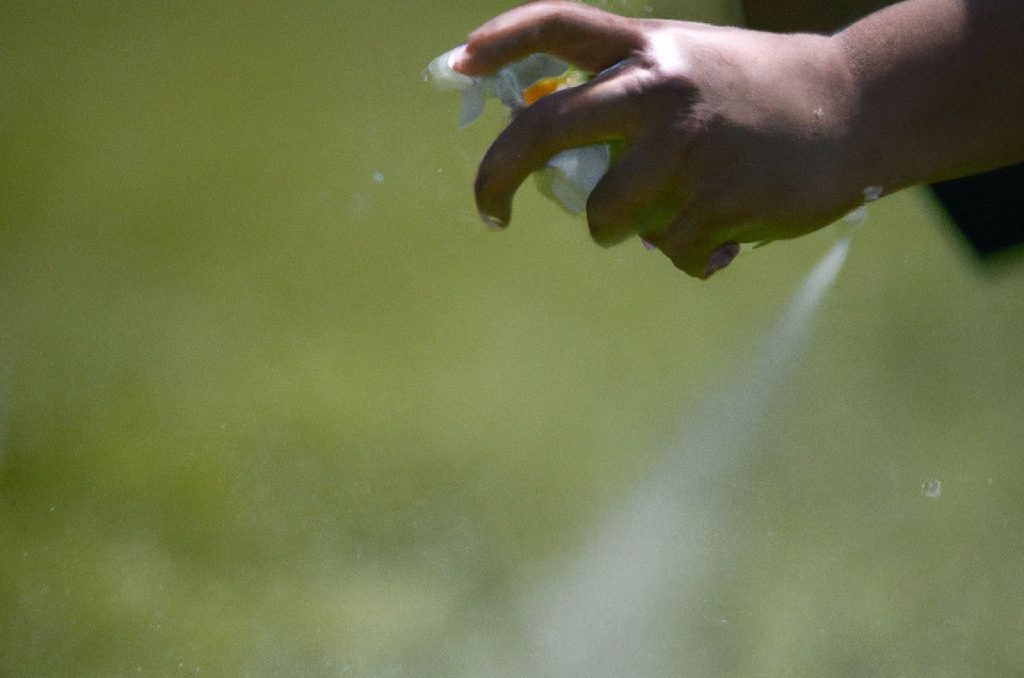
[453,0,869,278]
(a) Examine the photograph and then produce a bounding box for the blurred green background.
[2,1,1023,676]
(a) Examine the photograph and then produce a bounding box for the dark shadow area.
[932,164,1024,259]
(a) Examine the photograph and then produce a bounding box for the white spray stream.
[498,234,853,678]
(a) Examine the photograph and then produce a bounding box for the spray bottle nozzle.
[424,47,612,215]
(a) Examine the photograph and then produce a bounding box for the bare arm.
[840,0,1024,191]
[454,0,1024,278]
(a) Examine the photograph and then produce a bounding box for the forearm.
[838,0,1024,192]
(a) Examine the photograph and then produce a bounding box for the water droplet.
[371,171,385,184]
[843,205,868,225]
[863,185,883,201]
[479,211,506,230]
[922,478,942,498]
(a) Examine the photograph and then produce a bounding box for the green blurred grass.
[2,1,1023,676]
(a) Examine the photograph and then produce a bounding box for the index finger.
[474,70,642,227]
[453,0,646,76]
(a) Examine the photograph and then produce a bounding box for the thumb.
[453,1,645,76]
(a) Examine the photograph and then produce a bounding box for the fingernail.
[702,242,740,279]
[480,211,506,230]
[449,45,469,72]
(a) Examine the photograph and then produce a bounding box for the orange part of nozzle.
[522,76,565,106]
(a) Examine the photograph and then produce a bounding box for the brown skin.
[454,0,1024,278]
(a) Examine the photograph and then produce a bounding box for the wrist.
[824,31,891,202]
[782,32,876,219]
[834,0,1024,195]
[832,24,911,198]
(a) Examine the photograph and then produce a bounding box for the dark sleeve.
[930,163,1024,257]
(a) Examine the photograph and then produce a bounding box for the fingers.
[585,131,688,246]
[474,73,642,226]
[454,1,742,279]
[475,81,740,277]
[454,1,645,76]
